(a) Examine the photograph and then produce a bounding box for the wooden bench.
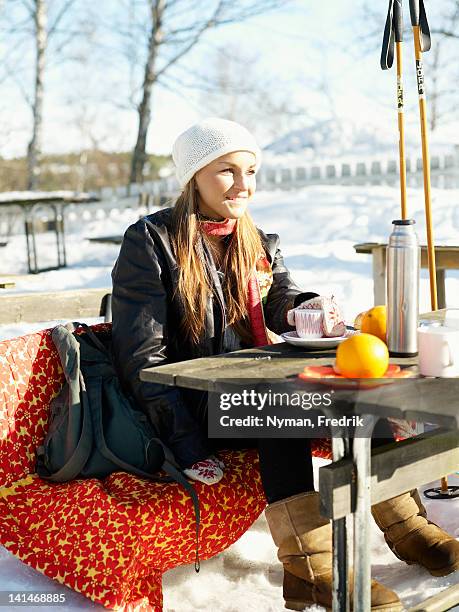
[0,278,16,289]
[354,242,459,307]
[0,273,49,290]
[87,235,123,245]
[0,287,111,324]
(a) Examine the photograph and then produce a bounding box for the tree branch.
[19,0,35,18]
[48,0,78,38]
[0,14,34,34]
[162,0,283,41]
[430,28,459,39]
[156,72,204,113]
[155,0,226,80]
[2,61,33,108]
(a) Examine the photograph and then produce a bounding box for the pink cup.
[293,309,324,339]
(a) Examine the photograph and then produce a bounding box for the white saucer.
[281,329,358,349]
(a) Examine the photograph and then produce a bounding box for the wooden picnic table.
[87,235,123,245]
[0,191,99,274]
[87,239,459,311]
[141,308,459,612]
[354,242,459,308]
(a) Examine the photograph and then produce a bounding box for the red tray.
[298,364,416,390]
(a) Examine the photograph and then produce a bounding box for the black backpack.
[36,322,200,569]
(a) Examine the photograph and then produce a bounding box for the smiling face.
[194,150,257,220]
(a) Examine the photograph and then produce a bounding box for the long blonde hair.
[170,177,265,345]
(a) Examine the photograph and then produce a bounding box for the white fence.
[2,151,459,235]
[70,150,459,224]
[93,150,459,199]
[255,152,459,190]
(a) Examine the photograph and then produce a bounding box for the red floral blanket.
[0,325,331,610]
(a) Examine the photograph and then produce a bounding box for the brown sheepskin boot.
[265,491,402,611]
[372,489,459,577]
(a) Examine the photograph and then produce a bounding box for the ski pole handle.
[394,0,403,42]
[409,0,431,51]
[409,0,420,26]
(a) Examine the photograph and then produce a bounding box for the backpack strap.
[87,376,201,571]
[160,452,202,572]
[69,321,110,355]
[37,372,94,482]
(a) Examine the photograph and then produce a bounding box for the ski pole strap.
[381,0,404,70]
[409,0,431,51]
[381,0,395,70]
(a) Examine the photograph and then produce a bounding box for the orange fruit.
[353,310,367,330]
[361,305,387,343]
[335,333,389,378]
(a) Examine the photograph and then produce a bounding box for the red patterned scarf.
[199,217,271,347]
[199,217,237,236]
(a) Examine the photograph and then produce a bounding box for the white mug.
[293,309,324,339]
[444,308,459,330]
[417,325,459,377]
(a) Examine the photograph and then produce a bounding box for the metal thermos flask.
[386,219,420,356]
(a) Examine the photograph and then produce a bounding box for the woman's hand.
[287,295,346,338]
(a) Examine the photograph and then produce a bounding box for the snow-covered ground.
[1,466,458,611]
[1,184,459,340]
[1,184,459,610]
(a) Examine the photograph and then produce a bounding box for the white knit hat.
[172,117,262,188]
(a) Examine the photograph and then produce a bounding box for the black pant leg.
[257,418,395,504]
[257,438,315,504]
[371,417,396,449]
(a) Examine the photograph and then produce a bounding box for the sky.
[0,0,455,159]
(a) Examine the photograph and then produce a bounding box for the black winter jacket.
[111,208,317,466]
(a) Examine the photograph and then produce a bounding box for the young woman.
[111,118,459,611]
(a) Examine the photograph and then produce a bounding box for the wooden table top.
[140,310,459,426]
[0,193,99,207]
[354,243,459,268]
[354,242,459,254]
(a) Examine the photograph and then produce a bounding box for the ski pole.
[409,0,437,311]
[381,0,407,219]
[409,0,452,496]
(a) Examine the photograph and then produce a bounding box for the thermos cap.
[392,219,416,225]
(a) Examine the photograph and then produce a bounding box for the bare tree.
[1,0,80,190]
[27,0,47,190]
[126,0,285,186]
[130,0,165,186]
[192,43,312,146]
